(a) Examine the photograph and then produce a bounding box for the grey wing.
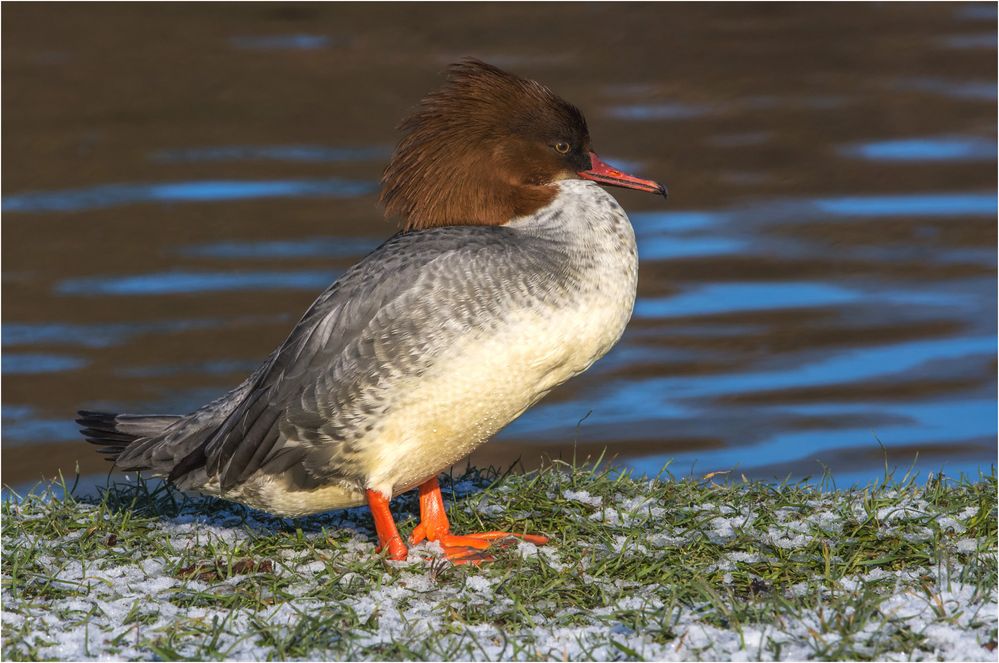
[194,227,557,492]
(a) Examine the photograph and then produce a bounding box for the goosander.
[78,59,666,564]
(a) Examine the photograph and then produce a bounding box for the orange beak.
[578,152,667,198]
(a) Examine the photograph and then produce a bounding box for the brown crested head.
[381,59,593,231]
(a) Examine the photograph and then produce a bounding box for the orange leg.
[366,489,408,561]
[409,477,549,565]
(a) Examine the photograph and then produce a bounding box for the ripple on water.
[228,34,332,50]
[630,418,995,486]
[748,399,993,467]
[56,270,340,296]
[2,353,88,375]
[954,3,998,21]
[691,335,996,401]
[812,192,997,217]
[635,282,859,320]
[937,33,998,49]
[638,235,745,260]
[630,209,730,233]
[150,145,391,164]
[632,208,743,260]
[2,178,377,214]
[2,405,79,446]
[707,132,773,148]
[839,136,996,162]
[179,237,382,260]
[894,77,997,101]
[119,359,261,378]
[605,102,713,121]
[2,316,289,349]
[635,193,996,245]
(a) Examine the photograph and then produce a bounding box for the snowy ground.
[2,467,996,661]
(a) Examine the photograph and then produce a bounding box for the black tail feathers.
[76,410,182,463]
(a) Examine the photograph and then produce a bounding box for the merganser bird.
[78,59,666,564]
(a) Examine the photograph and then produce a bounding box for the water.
[2,177,376,213]
[3,3,995,491]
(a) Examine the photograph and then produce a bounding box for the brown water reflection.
[3,3,996,490]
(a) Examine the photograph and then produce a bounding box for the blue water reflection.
[57,270,339,296]
[120,359,260,378]
[229,34,331,50]
[628,398,995,483]
[954,3,998,21]
[2,316,287,349]
[180,237,381,260]
[3,354,88,375]
[633,191,995,241]
[2,405,79,446]
[636,282,857,319]
[896,77,997,101]
[630,209,743,259]
[631,210,730,232]
[606,103,712,120]
[151,145,391,164]
[939,33,998,49]
[840,136,996,162]
[2,178,376,213]
[690,335,994,398]
[637,236,744,260]
[813,192,997,217]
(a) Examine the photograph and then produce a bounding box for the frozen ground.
[2,467,996,661]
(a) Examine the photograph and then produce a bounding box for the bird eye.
[553,142,571,154]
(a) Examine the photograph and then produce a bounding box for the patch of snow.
[647,531,689,547]
[474,502,505,516]
[807,510,843,534]
[702,507,757,544]
[588,508,623,525]
[767,527,814,550]
[936,506,979,534]
[563,489,603,507]
[298,560,326,574]
[876,498,930,523]
[464,575,493,593]
[955,538,980,553]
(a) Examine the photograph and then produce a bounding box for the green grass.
[2,462,996,661]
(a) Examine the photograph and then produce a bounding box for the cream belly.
[233,477,366,517]
[364,297,633,498]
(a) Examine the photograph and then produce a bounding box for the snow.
[562,489,603,507]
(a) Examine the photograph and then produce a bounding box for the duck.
[77,59,666,565]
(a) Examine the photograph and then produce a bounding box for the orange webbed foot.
[436,531,549,565]
[410,477,550,565]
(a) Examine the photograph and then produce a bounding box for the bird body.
[90,181,637,516]
[79,59,664,563]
